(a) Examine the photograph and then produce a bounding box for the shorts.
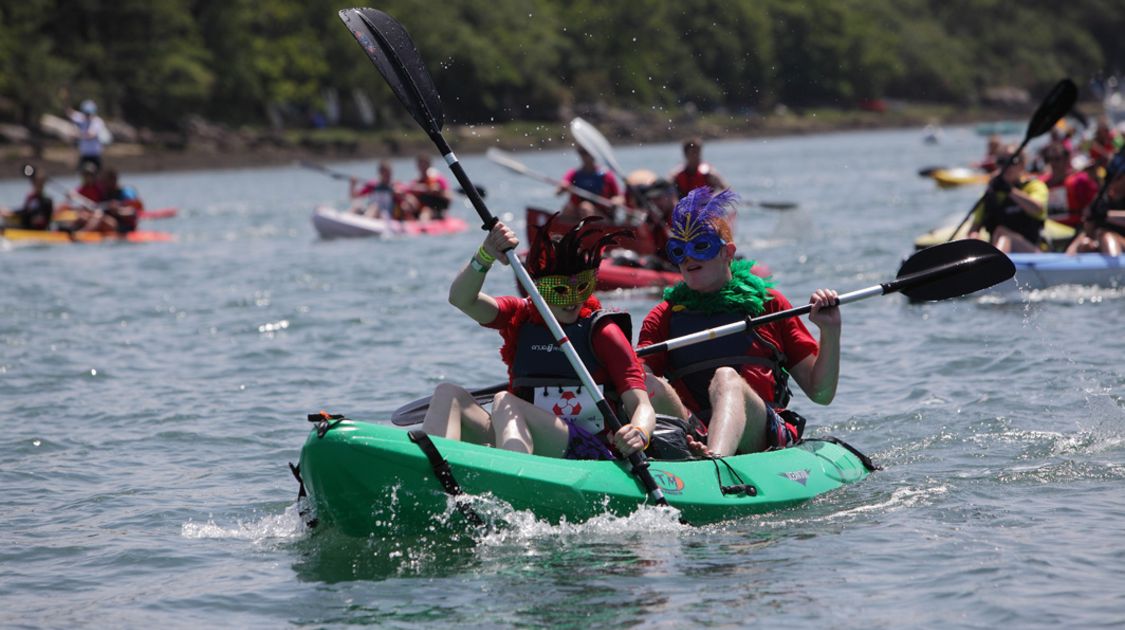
[563,420,615,461]
[766,407,805,449]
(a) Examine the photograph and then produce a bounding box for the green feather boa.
[663,259,774,315]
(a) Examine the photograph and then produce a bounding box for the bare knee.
[709,367,742,396]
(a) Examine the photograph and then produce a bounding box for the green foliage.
[0,0,1121,131]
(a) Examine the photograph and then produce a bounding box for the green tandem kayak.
[297,420,876,537]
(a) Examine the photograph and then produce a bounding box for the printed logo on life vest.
[651,469,685,494]
[530,344,559,352]
[551,391,582,417]
[779,469,810,486]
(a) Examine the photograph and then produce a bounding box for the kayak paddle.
[394,239,1015,424]
[338,7,669,507]
[569,118,797,211]
[943,79,1077,243]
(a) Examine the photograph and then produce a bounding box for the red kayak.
[522,207,771,291]
[139,207,178,220]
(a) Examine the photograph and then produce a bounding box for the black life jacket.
[665,309,792,415]
[510,310,632,405]
[982,180,1044,244]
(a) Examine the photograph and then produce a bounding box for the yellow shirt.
[972,178,1049,224]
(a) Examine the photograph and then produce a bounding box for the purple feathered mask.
[666,186,737,264]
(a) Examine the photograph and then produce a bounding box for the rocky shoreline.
[0,102,1069,182]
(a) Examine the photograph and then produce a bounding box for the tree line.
[1,0,1122,134]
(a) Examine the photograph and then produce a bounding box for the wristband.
[630,425,651,450]
[469,255,491,273]
[476,245,496,265]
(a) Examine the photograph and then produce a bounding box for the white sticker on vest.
[534,385,605,434]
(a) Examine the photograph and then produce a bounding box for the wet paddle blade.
[1024,79,1077,140]
[894,239,1015,302]
[339,8,443,134]
[570,117,624,175]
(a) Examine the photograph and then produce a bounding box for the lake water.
[2,124,1123,628]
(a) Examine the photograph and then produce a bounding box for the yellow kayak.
[1,228,174,244]
[931,167,989,189]
[914,219,1075,251]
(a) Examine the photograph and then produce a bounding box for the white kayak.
[311,205,469,239]
[988,252,1125,293]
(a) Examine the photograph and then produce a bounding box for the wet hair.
[526,213,632,278]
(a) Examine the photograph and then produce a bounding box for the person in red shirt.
[421,214,655,460]
[1039,143,1098,227]
[669,137,728,198]
[557,146,621,222]
[638,187,840,457]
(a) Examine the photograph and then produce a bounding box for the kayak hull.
[312,205,469,238]
[1,227,174,244]
[298,420,872,537]
[914,219,1075,252]
[931,167,989,189]
[991,252,1125,293]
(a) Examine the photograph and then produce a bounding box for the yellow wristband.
[631,425,651,450]
[476,245,496,264]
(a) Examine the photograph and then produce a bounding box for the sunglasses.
[666,233,726,265]
[534,269,598,307]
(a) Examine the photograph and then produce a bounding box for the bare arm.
[448,221,519,324]
[788,289,841,405]
[612,388,656,457]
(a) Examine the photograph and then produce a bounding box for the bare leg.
[994,226,1038,253]
[490,392,570,457]
[1100,231,1123,256]
[644,372,689,418]
[421,382,494,446]
[706,367,769,456]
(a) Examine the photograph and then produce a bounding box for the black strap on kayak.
[805,436,881,472]
[708,456,758,497]
[307,410,346,438]
[407,430,484,527]
[287,462,319,528]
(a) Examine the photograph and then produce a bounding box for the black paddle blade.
[893,239,1015,302]
[1025,79,1077,140]
[338,8,443,134]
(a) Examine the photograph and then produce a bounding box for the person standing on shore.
[670,137,727,198]
[66,100,112,173]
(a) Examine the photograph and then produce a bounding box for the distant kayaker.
[97,168,142,234]
[974,134,1004,172]
[967,146,1049,254]
[0,170,54,230]
[1039,143,1097,227]
[557,146,621,222]
[400,154,452,220]
[669,137,727,198]
[349,160,400,218]
[1066,162,1125,256]
[66,99,111,173]
[638,187,841,458]
[421,215,656,460]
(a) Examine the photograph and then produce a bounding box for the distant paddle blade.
[757,200,798,210]
[339,8,443,133]
[895,240,1015,302]
[1025,79,1077,140]
[570,117,623,175]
